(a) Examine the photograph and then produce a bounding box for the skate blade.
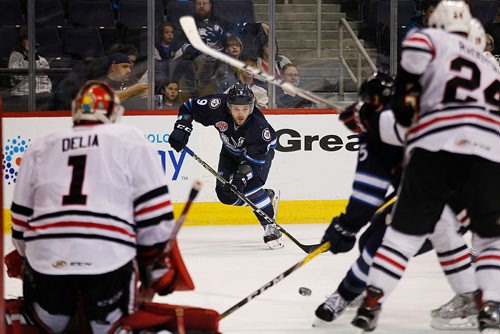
[312,317,330,327]
[266,239,284,250]
[430,315,478,330]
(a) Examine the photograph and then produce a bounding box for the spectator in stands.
[255,35,291,87]
[103,53,148,102]
[176,0,231,60]
[404,0,438,37]
[276,63,313,109]
[86,44,140,83]
[7,28,52,111]
[214,35,243,93]
[485,4,500,56]
[156,80,181,110]
[225,58,268,109]
[155,22,182,60]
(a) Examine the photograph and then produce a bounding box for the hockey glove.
[339,101,379,134]
[322,217,357,254]
[5,249,24,279]
[229,164,253,193]
[168,121,192,152]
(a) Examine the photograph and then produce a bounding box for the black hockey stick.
[184,146,322,254]
[179,16,342,113]
[220,241,331,319]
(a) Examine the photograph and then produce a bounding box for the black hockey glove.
[168,121,192,152]
[229,164,253,193]
[339,102,378,134]
[321,217,357,254]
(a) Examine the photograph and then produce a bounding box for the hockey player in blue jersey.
[168,83,283,249]
[315,72,478,330]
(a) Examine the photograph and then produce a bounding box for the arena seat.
[0,0,24,26]
[213,0,255,24]
[35,0,66,26]
[68,0,115,27]
[61,27,105,59]
[36,26,64,58]
[119,0,165,28]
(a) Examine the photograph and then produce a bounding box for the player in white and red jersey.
[9,81,177,333]
[352,1,500,333]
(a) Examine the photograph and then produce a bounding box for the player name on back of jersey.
[459,41,500,72]
[62,134,99,152]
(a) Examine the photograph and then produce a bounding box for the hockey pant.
[215,149,275,226]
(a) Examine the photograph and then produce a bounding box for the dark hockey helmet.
[358,72,395,106]
[227,82,255,113]
[72,80,124,124]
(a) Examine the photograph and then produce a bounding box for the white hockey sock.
[473,235,500,302]
[368,226,426,302]
[428,205,476,294]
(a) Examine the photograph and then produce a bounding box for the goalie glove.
[140,256,177,297]
[5,249,24,279]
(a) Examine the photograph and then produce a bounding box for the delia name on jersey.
[62,134,99,152]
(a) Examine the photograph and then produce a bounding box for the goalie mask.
[428,0,471,34]
[227,83,255,113]
[72,81,124,124]
[359,72,395,106]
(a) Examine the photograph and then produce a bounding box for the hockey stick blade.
[220,241,331,319]
[183,146,320,254]
[179,16,342,112]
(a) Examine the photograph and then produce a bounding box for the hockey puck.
[299,287,312,296]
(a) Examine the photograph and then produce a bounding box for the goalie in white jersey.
[351,1,500,333]
[10,81,177,333]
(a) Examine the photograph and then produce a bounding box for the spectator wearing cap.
[103,53,148,102]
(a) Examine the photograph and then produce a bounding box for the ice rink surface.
[4,223,478,334]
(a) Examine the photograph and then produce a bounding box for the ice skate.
[262,189,283,249]
[430,292,479,330]
[351,286,383,332]
[346,294,364,311]
[313,291,349,326]
[263,223,283,249]
[478,301,500,333]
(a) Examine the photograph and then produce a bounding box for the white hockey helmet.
[428,1,471,34]
[72,80,124,124]
[468,18,486,51]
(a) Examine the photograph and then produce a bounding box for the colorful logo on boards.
[2,136,31,185]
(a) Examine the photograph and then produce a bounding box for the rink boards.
[2,110,358,230]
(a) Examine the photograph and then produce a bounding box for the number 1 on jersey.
[62,155,88,205]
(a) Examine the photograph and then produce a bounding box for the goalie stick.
[184,146,322,254]
[179,15,342,113]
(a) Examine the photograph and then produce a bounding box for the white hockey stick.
[179,15,341,113]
